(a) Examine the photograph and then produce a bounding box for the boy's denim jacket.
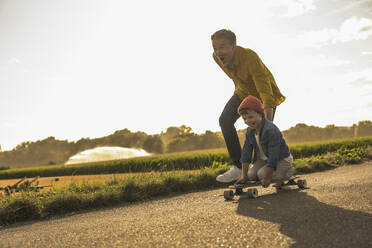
[241,118,290,170]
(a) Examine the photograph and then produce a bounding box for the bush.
[332,147,367,165]
[293,146,370,173]
[293,156,332,173]
[0,166,9,171]
[0,194,41,225]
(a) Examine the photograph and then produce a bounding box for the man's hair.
[211,29,236,45]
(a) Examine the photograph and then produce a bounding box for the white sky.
[1,0,372,151]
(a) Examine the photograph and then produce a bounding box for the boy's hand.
[260,178,271,188]
[260,167,274,188]
[236,175,248,185]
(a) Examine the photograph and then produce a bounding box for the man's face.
[240,109,263,131]
[212,38,236,66]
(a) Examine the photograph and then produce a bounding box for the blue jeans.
[219,94,243,168]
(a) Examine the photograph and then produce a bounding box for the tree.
[167,137,197,153]
[199,130,224,149]
[143,135,164,154]
[355,120,372,137]
[162,125,194,142]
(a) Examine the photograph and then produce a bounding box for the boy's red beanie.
[237,95,265,116]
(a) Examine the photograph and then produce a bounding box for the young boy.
[211,29,286,183]
[234,95,294,187]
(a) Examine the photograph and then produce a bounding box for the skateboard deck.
[223,176,308,200]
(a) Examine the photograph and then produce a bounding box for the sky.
[0,0,372,151]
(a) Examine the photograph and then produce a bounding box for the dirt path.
[1,162,371,248]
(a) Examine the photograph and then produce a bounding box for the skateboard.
[223,176,308,201]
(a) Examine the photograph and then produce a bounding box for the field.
[1,137,372,180]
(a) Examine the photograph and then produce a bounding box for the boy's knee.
[257,168,265,180]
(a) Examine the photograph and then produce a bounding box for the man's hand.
[260,167,274,188]
[264,108,274,121]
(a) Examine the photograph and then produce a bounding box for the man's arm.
[264,107,274,121]
[245,51,276,109]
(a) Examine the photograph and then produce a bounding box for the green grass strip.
[289,137,372,158]
[0,149,230,179]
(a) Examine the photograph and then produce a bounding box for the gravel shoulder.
[1,162,371,248]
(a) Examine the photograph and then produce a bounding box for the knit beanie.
[237,95,265,116]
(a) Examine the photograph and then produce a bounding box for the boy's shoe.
[216,166,241,183]
[272,182,283,188]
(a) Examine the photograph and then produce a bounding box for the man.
[211,29,286,183]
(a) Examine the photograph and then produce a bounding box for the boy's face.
[240,109,263,130]
[212,38,236,66]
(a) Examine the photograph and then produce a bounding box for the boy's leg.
[247,159,266,181]
[219,94,242,167]
[257,159,293,182]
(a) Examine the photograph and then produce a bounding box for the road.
[1,162,371,248]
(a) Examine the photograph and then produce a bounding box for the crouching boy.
[235,96,294,187]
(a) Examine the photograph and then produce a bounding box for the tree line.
[0,120,371,169]
[281,120,372,143]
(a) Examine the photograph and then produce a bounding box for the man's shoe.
[286,167,296,179]
[216,166,241,183]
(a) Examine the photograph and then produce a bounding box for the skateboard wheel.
[297,179,307,189]
[247,188,258,198]
[224,190,234,200]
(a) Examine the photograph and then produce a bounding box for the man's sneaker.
[285,167,296,179]
[216,166,241,183]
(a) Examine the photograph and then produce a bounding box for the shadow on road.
[237,190,372,248]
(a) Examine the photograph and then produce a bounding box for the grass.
[0,145,371,226]
[0,165,229,225]
[293,146,371,173]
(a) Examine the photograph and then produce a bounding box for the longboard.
[223,176,308,200]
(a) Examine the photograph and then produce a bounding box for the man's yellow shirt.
[213,46,285,108]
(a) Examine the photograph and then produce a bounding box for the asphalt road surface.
[1,162,371,248]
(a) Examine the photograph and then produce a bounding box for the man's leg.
[219,94,242,167]
[216,94,242,183]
